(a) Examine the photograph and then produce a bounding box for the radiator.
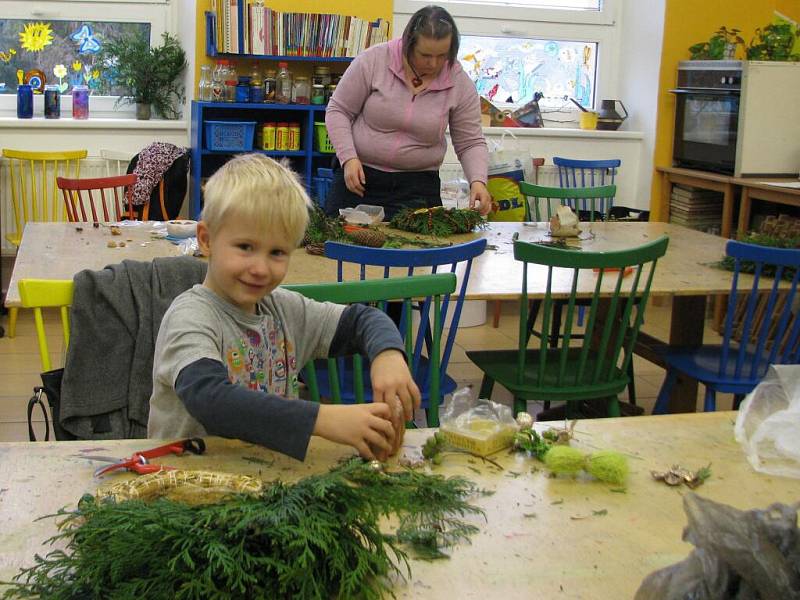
[0,157,111,256]
[440,162,560,210]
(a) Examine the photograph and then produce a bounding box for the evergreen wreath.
[389,207,487,237]
[2,459,485,600]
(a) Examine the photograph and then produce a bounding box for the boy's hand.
[370,350,421,454]
[314,403,395,460]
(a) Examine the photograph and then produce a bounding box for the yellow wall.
[650,1,791,221]
[193,0,393,91]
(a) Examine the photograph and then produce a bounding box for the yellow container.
[440,419,517,456]
[579,111,599,130]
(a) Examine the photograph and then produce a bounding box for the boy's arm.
[176,358,393,461]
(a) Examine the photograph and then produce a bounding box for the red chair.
[57,174,138,222]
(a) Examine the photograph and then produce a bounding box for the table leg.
[667,295,706,413]
[660,172,672,222]
[721,182,734,239]
[737,187,752,236]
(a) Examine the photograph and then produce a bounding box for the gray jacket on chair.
[60,256,207,439]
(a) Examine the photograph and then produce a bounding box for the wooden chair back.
[1,149,87,247]
[519,182,617,222]
[57,174,138,222]
[18,279,74,372]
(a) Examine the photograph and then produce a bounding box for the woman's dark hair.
[402,5,460,66]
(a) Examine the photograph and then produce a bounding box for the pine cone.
[305,242,325,255]
[347,228,386,248]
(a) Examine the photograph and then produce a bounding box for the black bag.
[126,151,189,221]
[27,368,77,441]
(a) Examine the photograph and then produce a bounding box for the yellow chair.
[2,149,86,337]
[17,279,74,372]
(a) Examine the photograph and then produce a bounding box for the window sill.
[481,126,643,140]
[0,117,187,131]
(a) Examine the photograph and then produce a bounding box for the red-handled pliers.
[77,438,206,478]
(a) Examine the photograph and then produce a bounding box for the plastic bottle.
[276,62,293,104]
[289,122,301,150]
[264,69,277,103]
[262,122,276,150]
[249,65,264,103]
[276,122,289,150]
[235,76,251,103]
[199,65,212,101]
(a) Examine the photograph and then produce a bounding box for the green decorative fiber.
[585,450,629,485]
[544,445,584,476]
[389,207,487,237]
[544,446,629,485]
[1,459,484,600]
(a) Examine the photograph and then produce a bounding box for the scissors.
[76,438,206,478]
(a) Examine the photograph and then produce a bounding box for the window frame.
[0,0,178,118]
[394,0,620,112]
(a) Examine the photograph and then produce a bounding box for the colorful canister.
[275,122,289,151]
[288,122,301,150]
[261,122,276,150]
[16,84,33,119]
[72,85,89,119]
[44,85,61,119]
[311,84,325,105]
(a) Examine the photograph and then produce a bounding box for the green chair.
[520,182,617,223]
[466,234,669,418]
[285,273,457,427]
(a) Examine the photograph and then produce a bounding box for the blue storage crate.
[205,120,256,151]
[312,176,333,208]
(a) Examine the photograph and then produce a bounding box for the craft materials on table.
[76,437,206,477]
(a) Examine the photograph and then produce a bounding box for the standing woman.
[324,5,491,220]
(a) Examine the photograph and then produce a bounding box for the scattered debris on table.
[651,464,712,489]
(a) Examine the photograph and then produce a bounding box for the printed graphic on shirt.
[223,315,297,397]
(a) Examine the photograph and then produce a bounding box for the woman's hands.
[343,158,366,197]
[470,181,492,216]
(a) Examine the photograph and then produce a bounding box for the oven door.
[671,89,739,174]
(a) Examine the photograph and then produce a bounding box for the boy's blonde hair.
[201,154,310,244]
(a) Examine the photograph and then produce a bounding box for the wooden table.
[0,413,796,599]
[656,166,738,239]
[6,221,742,413]
[734,178,800,235]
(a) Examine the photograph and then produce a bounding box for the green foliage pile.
[2,459,483,600]
[390,207,486,237]
[99,32,187,118]
[717,232,800,280]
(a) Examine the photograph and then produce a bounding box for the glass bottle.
[211,60,225,102]
[16,84,33,119]
[72,85,90,119]
[276,62,293,104]
[225,63,238,102]
[199,65,212,101]
[312,65,332,87]
[235,76,251,103]
[292,76,310,104]
[263,69,277,103]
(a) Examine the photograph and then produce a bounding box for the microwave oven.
[671,60,800,176]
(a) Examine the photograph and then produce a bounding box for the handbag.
[27,368,76,441]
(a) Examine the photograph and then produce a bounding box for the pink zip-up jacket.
[325,38,488,185]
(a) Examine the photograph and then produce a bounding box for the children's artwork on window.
[459,35,597,111]
[0,19,150,96]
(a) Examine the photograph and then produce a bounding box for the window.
[395,0,618,118]
[0,0,176,117]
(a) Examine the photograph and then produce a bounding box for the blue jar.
[17,84,33,119]
[44,85,61,119]
[235,77,251,103]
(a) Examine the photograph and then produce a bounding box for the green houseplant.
[747,22,800,61]
[688,26,745,60]
[100,32,187,119]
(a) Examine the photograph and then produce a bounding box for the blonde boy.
[149,154,419,460]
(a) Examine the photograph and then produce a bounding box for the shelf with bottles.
[205,9,382,63]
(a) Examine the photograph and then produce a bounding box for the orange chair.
[57,174,138,222]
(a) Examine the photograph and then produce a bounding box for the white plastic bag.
[734,365,800,479]
[486,131,534,222]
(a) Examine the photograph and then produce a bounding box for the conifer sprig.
[3,459,484,599]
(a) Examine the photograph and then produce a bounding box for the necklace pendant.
[412,76,423,87]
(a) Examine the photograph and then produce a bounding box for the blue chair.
[654,240,800,414]
[553,157,620,220]
[313,238,488,426]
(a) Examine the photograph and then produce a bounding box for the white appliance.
[736,61,800,177]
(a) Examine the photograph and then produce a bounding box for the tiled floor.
[0,298,730,442]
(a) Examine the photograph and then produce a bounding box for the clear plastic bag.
[735,365,800,479]
[440,177,470,209]
[439,387,517,456]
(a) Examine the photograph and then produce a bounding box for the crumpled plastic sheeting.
[735,365,800,479]
[635,493,800,600]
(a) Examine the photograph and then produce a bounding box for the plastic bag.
[439,387,517,456]
[735,365,800,479]
[440,177,471,209]
[635,492,800,600]
[486,131,533,222]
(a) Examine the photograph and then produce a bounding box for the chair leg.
[513,396,527,416]
[653,369,678,414]
[478,374,495,400]
[607,396,621,418]
[550,301,563,348]
[7,307,19,338]
[626,360,637,406]
[703,387,716,412]
[733,393,745,410]
[492,300,501,328]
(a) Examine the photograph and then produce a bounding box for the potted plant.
[688,26,745,60]
[100,32,187,120]
[747,22,800,61]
